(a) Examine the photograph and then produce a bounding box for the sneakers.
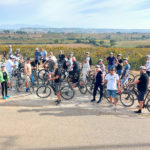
[97,99,102,104]
[25,87,29,92]
[134,110,142,114]
[55,100,61,105]
[6,95,10,98]
[91,99,96,102]
[2,96,6,100]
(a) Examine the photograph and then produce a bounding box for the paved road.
[0,91,150,150]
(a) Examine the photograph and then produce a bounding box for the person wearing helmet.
[98,59,106,75]
[91,65,104,104]
[0,64,10,99]
[107,52,116,71]
[116,54,123,78]
[145,55,150,87]
[130,66,148,113]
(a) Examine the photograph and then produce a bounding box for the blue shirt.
[123,64,130,77]
[41,50,47,59]
[35,51,41,60]
[107,56,116,65]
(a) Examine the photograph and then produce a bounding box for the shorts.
[35,60,40,65]
[107,90,117,98]
[121,76,129,85]
[108,65,115,71]
[54,83,61,93]
[146,71,150,77]
[116,70,122,76]
[138,91,146,101]
[25,75,30,83]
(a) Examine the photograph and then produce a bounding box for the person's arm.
[50,75,59,80]
[117,80,120,91]
[101,74,105,85]
[130,80,140,85]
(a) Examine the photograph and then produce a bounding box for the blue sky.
[0,0,150,29]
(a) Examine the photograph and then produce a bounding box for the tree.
[76,39,81,43]
[110,40,116,47]
[3,30,10,34]
[54,39,59,44]
[100,41,105,46]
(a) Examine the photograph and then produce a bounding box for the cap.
[35,48,39,51]
[98,59,103,62]
[95,65,100,68]
[10,55,15,59]
[86,52,90,54]
[123,58,128,61]
[110,52,113,55]
[139,66,146,70]
[110,67,115,71]
[117,54,122,56]
[70,52,74,54]
[26,57,30,61]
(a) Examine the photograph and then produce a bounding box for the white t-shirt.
[105,73,119,90]
[146,60,150,71]
[82,63,90,74]
[52,56,57,63]
[6,59,14,72]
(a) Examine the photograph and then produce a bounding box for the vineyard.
[0,45,150,70]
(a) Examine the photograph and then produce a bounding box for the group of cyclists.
[0,45,150,113]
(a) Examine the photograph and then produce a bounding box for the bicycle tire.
[60,85,75,100]
[78,80,87,94]
[36,85,51,98]
[119,91,135,107]
[146,99,150,112]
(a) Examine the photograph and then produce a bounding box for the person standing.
[91,65,104,104]
[24,58,32,92]
[121,58,131,89]
[49,64,62,105]
[145,55,150,87]
[130,66,148,114]
[86,52,92,66]
[58,50,65,64]
[107,52,116,71]
[0,64,10,99]
[98,59,106,75]
[8,45,13,58]
[49,52,57,64]
[34,48,41,70]
[82,59,90,82]
[116,54,123,78]
[5,55,16,90]
[105,67,120,111]
[40,48,47,64]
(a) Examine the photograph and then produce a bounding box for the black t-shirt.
[137,73,148,92]
[116,59,123,70]
[107,56,116,65]
[59,54,65,61]
[54,68,61,83]
[3,72,7,81]
[73,61,80,73]
[95,71,103,84]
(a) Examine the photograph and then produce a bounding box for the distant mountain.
[0,24,150,33]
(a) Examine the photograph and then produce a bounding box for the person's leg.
[112,90,117,106]
[91,83,98,102]
[4,82,8,97]
[97,85,103,103]
[1,82,5,97]
[56,92,61,101]
[107,90,112,103]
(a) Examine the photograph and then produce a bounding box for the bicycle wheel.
[86,82,94,95]
[146,99,150,112]
[16,79,24,92]
[60,85,75,100]
[36,85,51,98]
[38,69,47,80]
[119,91,134,107]
[78,80,87,94]
[128,73,135,83]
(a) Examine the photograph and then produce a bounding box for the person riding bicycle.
[98,59,106,75]
[91,65,104,104]
[130,66,149,114]
[121,58,130,90]
[107,52,116,71]
[146,55,150,87]
[49,64,62,105]
[116,54,123,78]
[24,57,32,92]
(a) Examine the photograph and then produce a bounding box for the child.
[0,64,10,99]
